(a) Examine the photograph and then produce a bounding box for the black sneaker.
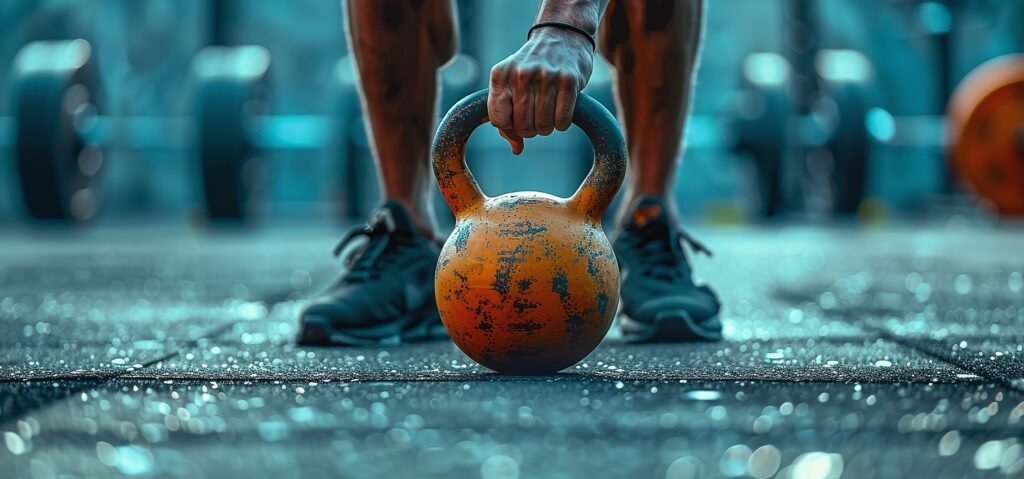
[297,201,446,346]
[612,196,722,342]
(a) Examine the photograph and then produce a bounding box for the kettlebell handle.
[431,89,626,222]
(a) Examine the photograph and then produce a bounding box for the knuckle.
[557,74,578,89]
[512,66,536,85]
[489,106,511,126]
[536,68,554,84]
[492,115,511,128]
[555,111,573,130]
[510,72,527,87]
[489,64,507,82]
[514,121,536,137]
[537,115,553,128]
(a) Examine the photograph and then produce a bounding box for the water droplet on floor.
[748,445,782,479]
[719,445,752,477]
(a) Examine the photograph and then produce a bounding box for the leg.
[601,1,721,343]
[599,0,703,221]
[297,1,457,346]
[346,0,458,236]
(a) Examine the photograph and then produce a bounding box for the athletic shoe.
[297,201,446,346]
[612,196,722,342]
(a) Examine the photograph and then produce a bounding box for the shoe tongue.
[370,201,417,235]
[625,196,670,229]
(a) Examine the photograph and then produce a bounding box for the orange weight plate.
[948,54,1024,215]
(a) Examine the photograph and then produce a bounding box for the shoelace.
[331,223,421,282]
[679,229,713,258]
[623,222,712,281]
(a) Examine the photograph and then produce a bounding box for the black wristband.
[527,21,597,51]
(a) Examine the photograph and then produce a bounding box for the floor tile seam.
[865,325,1023,391]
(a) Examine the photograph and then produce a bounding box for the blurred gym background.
[1,0,1022,229]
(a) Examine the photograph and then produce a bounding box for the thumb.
[498,128,525,155]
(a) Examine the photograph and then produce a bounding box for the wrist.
[528,22,597,52]
[534,0,601,37]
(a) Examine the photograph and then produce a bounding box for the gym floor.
[1,223,1022,478]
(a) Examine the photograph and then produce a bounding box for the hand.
[487,27,595,155]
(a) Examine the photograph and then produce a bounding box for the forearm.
[533,0,610,37]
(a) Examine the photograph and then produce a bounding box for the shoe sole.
[618,307,722,343]
[297,307,448,347]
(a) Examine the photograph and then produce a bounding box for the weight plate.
[192,46,271,222]
[731,68,791,218]
[948,54,1024,215]
[11,39,101,221]
[822,78,872,216]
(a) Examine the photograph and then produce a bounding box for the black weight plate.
[196,79,258,220]
[11,41,98,222]
[822,78,871,216]
[731,74,791,218]
[193,46,270,223]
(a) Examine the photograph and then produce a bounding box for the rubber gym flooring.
[1,225,1022,478]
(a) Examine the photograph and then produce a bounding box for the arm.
[488,0,610,154]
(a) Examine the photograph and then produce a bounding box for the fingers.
[488,61,581,154]
[512,72,536,140]
[498,129,525,156]
[488,63,525,155]
[488,63,515,145]
[535,77,557,136]
[553,76,578,132]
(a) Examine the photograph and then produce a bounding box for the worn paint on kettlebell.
[432,90,626,375]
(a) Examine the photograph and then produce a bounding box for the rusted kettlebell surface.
[432,89,626,375]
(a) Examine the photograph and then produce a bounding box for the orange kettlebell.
[432,89,626,375]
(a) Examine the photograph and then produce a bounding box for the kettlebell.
[432,89,626,375]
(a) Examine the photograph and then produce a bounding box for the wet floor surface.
[0,225,1022,478]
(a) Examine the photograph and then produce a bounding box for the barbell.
[4,40,273,223]
[2,39,481,224]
